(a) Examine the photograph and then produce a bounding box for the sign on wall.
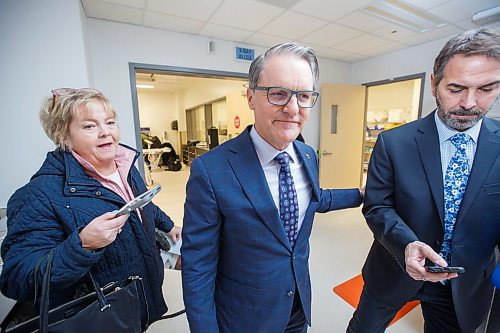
[235,47,254,61]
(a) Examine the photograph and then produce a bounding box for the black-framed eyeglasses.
[51,88,101,111]
[253,86,319,108]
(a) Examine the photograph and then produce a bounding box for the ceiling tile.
[334,34,392,53]
[359,41,406,57]
[340,54,369,63]
[254,0,301,9]
[371,24,418,41]
[335,11,389,32]
[210,0,284,31]
[244,32,288,48]
[83,0,143,25]
[300,23,363,47]
[90,0,146,9]
[147,0,223,21]
[401,24,463,47]
[143,11,204,33]
[199,23,254,42]
[259,11,328,39]
[315,47,356,60]
[291,0,373,22]
[428,0,500,23]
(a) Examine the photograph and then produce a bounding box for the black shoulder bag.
[1,250,145,333]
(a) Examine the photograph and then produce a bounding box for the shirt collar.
[249,125,298,167]
[434,110,482,144]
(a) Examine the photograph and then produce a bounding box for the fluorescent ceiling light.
[472,5,500,26]
[136,84,155,89]
[362,0,447,33]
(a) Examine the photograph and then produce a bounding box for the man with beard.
[347,27,500,333]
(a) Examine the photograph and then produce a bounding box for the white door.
[319,84,366,188]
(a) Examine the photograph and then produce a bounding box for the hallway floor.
[147,167,424,333]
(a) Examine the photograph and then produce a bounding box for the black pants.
[347,282,462,333]
[285,291,308,333]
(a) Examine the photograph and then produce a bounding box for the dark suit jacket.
[182,126,362,333]
[362,112,500,332]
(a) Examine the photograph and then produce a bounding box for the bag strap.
[39,249,56,333]
[158,308,186,320]
[37,250,110,333]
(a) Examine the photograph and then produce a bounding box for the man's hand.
[404,241,458,282]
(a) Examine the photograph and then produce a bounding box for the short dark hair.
[433,27,500,88]
[248,43,319,90]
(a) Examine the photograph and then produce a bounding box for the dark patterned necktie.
[275,152,300,247]
[439,133,471,265]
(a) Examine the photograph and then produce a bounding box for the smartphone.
[425,265,465,274]
[115,185,161,217]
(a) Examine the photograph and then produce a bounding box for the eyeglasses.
[51,88,101,111]
[253,86,319,108]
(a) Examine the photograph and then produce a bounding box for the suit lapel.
[415,113,445,223]
[293,142,320,250]
[294,142,320,203]
[457,118,500,223]
[227,127,292,251]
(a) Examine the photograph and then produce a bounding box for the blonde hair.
[39,89,116,150]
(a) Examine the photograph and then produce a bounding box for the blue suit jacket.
[182,126,362,333]
[361,112,500,332]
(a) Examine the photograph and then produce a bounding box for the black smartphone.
[425,265,465,274]
[115,185,161,217]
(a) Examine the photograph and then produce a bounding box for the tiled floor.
[147,167,424,332]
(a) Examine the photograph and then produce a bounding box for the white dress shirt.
[250,126,312,233]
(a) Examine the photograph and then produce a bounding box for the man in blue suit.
[182,43,363,333]
[348,28,500,333]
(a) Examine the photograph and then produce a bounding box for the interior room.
[1,0,499,332]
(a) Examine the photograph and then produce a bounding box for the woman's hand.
[168,225,182,243]
[79,212,128,251]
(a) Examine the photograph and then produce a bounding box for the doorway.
[363,74,425,174]
[128,63,250,180]
[318,73,425,188]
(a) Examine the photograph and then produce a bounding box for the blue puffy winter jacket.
[0,145,174,327]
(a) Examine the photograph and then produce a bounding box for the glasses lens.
[297,91,318,108]
[267,87,292,106]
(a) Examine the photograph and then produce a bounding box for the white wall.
[351,37,500,119]
[137,90,179,153]
[0,0,89,207]
[86,18,352,151]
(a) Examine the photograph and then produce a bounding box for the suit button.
[69,187,76,193]
[96,191,102,196]
[286,291,294,297]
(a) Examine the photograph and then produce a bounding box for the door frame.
[128,62,248,177]
[362,72,426,120]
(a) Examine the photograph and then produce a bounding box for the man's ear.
[247,88,255,110]
[430,73,436,97]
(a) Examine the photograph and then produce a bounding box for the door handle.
[322,150,333,155]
